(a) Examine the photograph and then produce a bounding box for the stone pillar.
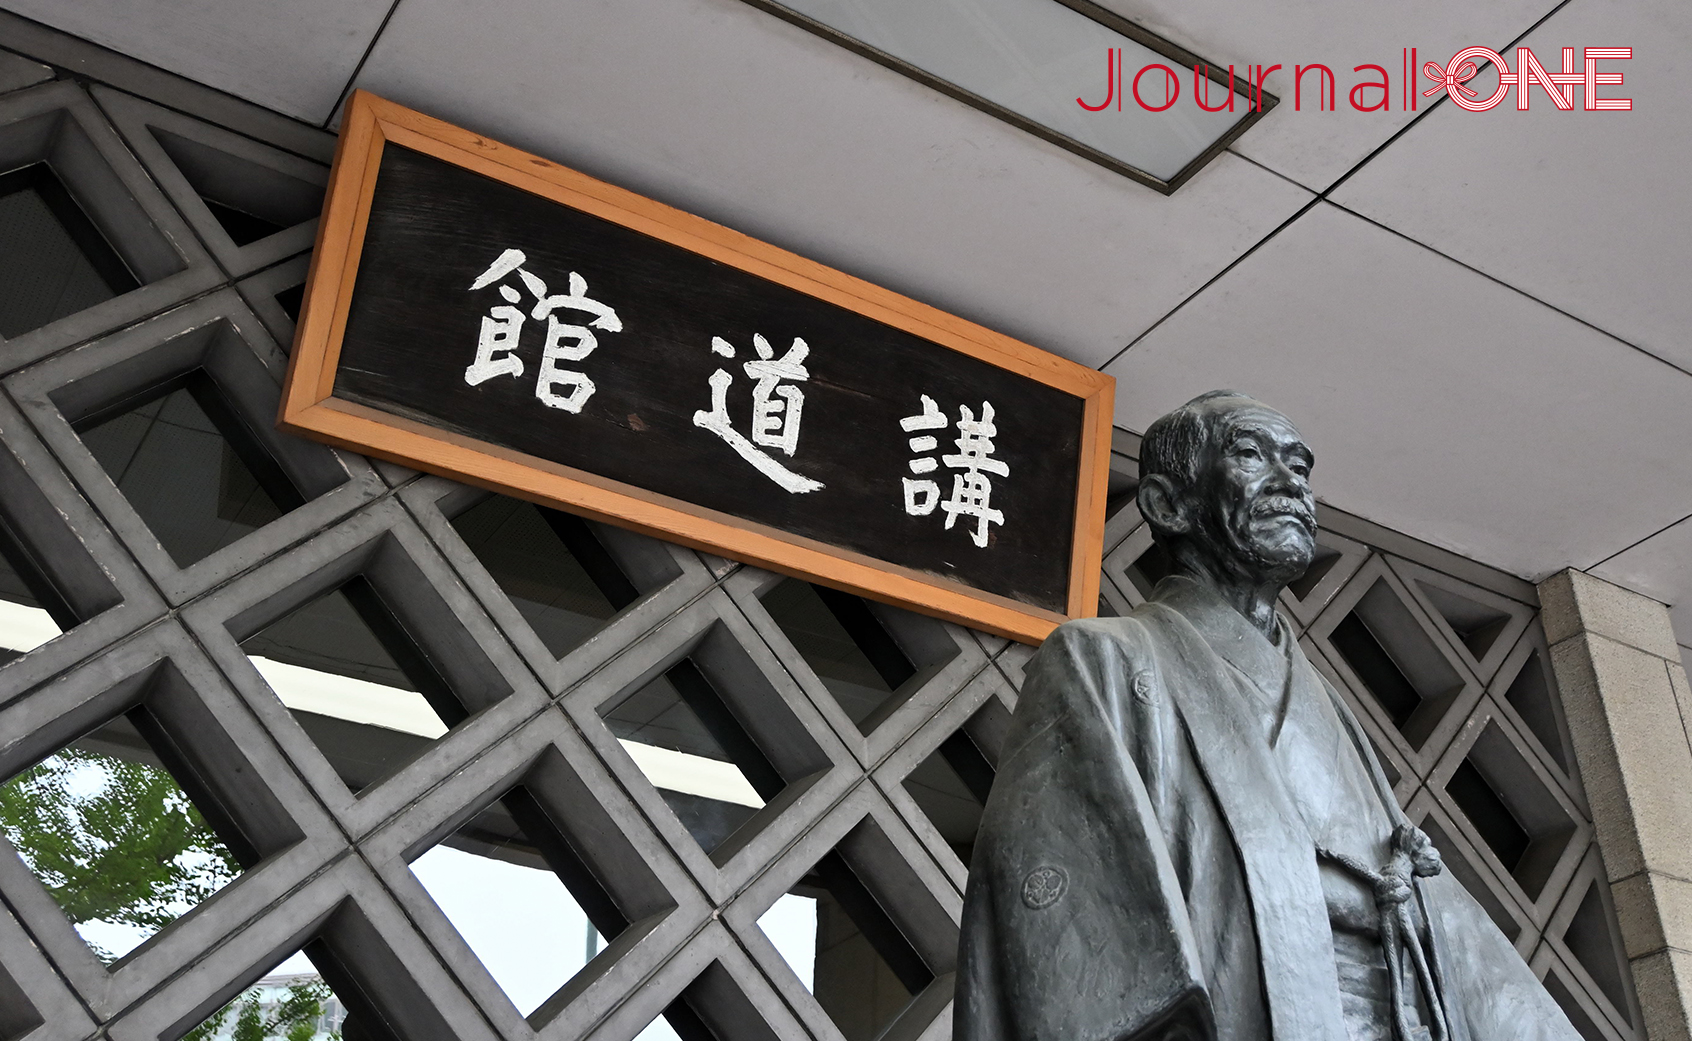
[1540,569,1692,1041]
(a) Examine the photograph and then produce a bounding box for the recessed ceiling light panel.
[743,0,1272,192]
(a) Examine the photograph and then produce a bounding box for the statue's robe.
[956,576,1580,1041]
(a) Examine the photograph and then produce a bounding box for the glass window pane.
[448,495,627,659]
[600,664,766,854]
[760,579,908,732]
[0,163,136,338]
[78,382,289,568]
[242,583,457,795]
[0,538,63,665]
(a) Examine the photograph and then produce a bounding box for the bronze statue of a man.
[956,391,1578,1041]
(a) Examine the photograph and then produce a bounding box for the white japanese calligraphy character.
[464,248,622,414]
[745,335,809,456]
[939,402,1009,547]
[693,335,824,494]
[465,249,530,386]
[899,394,948,516]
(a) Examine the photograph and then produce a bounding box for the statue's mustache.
[1250,496,1315,532]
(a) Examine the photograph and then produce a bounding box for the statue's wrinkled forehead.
[1195,398,1307,454]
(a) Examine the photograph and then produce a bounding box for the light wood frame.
[280,91,1114,644]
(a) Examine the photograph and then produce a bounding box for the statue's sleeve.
[1422,872,1584,1041]
[956,620,1214,1041]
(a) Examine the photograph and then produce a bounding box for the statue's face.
[1188,399,1317,582]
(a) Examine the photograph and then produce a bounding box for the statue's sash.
[1313,649,1474,1041]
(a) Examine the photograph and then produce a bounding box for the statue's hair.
[1138,389,1254,491]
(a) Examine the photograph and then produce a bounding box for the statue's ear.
[1137,474,1192,537]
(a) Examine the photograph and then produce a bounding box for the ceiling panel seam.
[1312,0,1576,199]
[1096,190,1321,374]
[0,8,334,162]
[1224,147,1311,194]
[1099,98,1472,372]
[1224,0,1578,198]
[1101,0,1583,378]
[1324,199,1692,383]
[320,0,407,128]
[1585,510,1692,575]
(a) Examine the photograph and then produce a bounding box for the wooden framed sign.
[281,91,1113,643]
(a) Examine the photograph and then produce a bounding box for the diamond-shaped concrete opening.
[0,162,137,338]
[761,579,911,731]
[76,373,304,567]
[274,282,304,323]
[0,88,195,342]
[1415,581,1514,664]
[147,127,321,247]
[1327,579,1465,748]
[1123,541,1176,600]
[652,960,789,1041]
[0,528,67,667]
[1503,648,1568,770]
[1287,540,1345,603]
[757,817,953,1041]
[759,579,955,736]
[902,710,999,868]
[809,880,926,1041]
[1444,722,1577,900]
[179,956,347,1041]
[175,899,466,1041]
[1365,732,1401,789]
[406,747,678,1025]
[1416,813,1522,944]
[412,807,591,1020]
[448,494,635,659]
[0,739,239,964]
[1540,964,1610,1041]
[600,619,833,862]
[39,314,352,582]
[240,578,464,795]
[600,660,772,856]
[1562,880,1634,1025]
[0,664,302,967]
[0,958,41,1041]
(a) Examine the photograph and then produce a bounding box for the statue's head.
[1136,390,1317,589]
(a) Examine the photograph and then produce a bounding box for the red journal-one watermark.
[1078,47,1633,114]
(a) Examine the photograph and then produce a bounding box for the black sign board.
[283,93,1113,642]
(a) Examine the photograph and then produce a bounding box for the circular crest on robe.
[1021,865,1068,909]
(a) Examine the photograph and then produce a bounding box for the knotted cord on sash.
[1317,825,1450,1041]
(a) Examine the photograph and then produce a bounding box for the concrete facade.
[1544,571,1692,1041]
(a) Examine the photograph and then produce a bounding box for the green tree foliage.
[183,979,340,1041]
[0,746,341,1037]
[0,747,240,957]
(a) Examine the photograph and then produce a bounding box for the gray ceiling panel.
[0,0,393,120]
[1330,0,1692,373]
[1105,202,1692,584]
